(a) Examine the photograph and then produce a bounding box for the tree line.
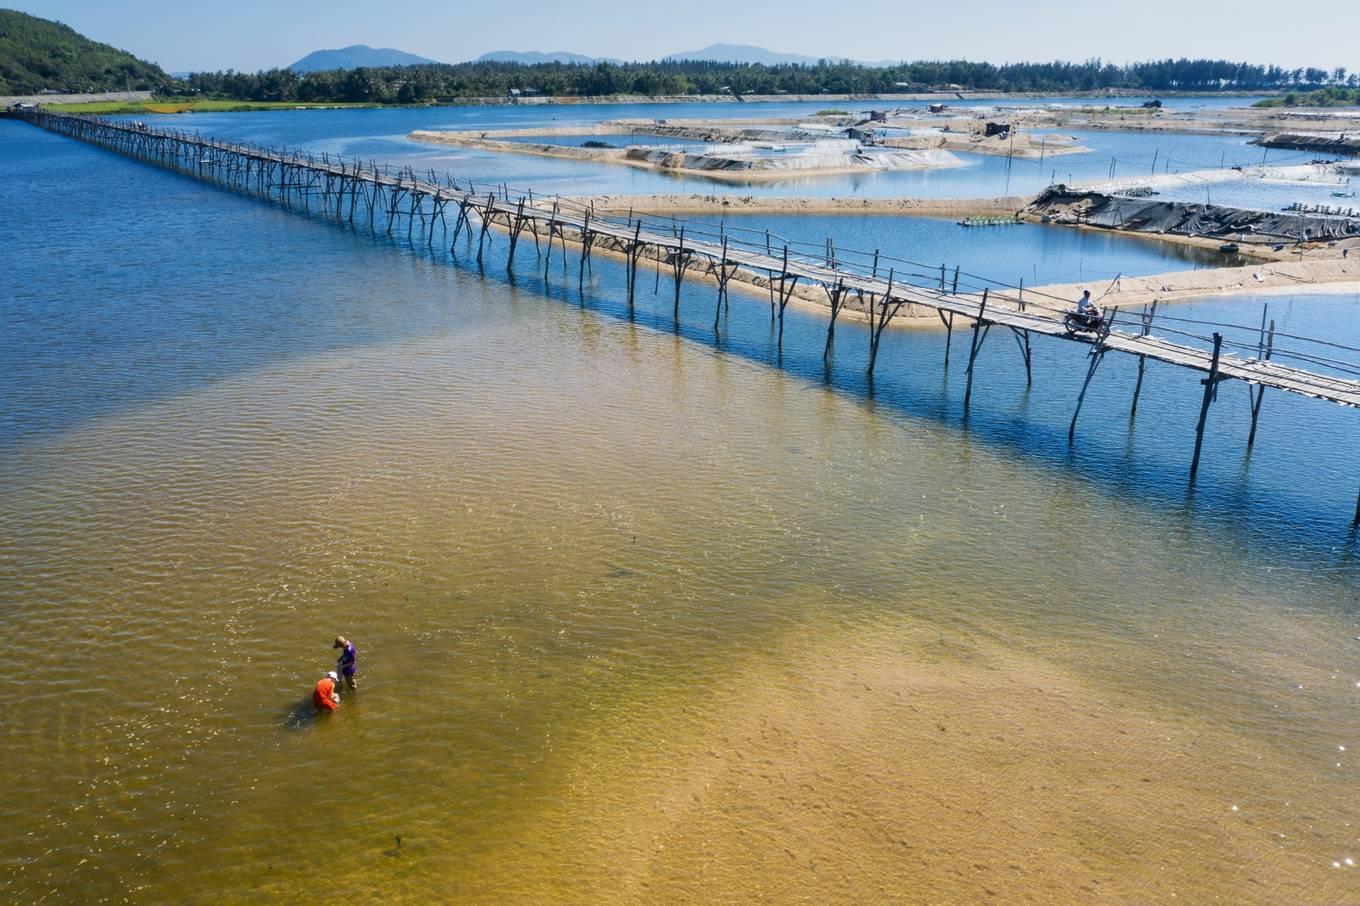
[1256,86,1360,108]
[175,58,1358,104]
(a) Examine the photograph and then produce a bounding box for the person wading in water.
[334,636,358,691]
[313,671,341,712]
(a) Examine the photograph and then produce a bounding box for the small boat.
[1218,242,1240,254]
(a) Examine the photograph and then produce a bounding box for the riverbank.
[993,103,1360,138]
[409,129,961,181]
[1,90,152,108]
[571,194,1028,217]
[27,89,1280,116]
[41,98,381,114]
[1030,257,1360,310]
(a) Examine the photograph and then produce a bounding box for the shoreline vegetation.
[27,88,1302,117]
[42,98,383,114]
[6,10,1356,112]
[152,59,1358,108]
[1254,86,1360,108]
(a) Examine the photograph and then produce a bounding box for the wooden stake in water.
[1188,333,1225,484]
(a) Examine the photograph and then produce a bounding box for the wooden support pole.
[824,279,846,362]
[578,209,593,290]
[1010,327,1032,386]
[476,194,494,265]
[1129,299,1158,419]
[506,199,526,271]
[451,200,469,249]
[962,290,991,411]
[626,220,642,312]
[713,237,731,331]
[1247,318,1275,448]
[672,228,688,319]
[653,240,663,295]
[867,270,899,378]
[1188,333,1225,485]
[776,248,798,348]
[1069,348,1106,441]
[940,310,955,368]
[544,202,561,280]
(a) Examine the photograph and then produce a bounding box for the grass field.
[44,98,383,114]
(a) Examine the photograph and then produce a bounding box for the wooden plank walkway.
[16,108,1360,517]
[490,196,1360,408]
[18,110,1360,406]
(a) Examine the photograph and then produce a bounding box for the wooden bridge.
[16,109,1360,520]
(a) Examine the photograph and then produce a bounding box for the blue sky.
[17,0,1360,73]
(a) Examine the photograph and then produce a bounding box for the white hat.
[326,671,339,681]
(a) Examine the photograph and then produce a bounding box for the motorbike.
[1063,309,1107,334]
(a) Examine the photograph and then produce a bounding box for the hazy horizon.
[12,0,1359,74]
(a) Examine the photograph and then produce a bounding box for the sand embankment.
[572,194,1028,217]
[1001,104,1360,139]
[410,129,961,181]
[878,129,1087,159]
[1077,162,1357,197]
[1030,257,1360,310]
[1,90,152,106]
[410,130,624,163]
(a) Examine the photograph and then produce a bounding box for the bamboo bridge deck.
[14,109,1360,517]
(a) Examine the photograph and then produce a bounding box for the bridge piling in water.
[962,290,991,411]
[1129,301,1159,420]
[1189,334,1226,484]
[19,109,1360,522]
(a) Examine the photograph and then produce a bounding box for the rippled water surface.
[2,114,1360,904]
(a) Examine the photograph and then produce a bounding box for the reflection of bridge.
[18,109,1360,520]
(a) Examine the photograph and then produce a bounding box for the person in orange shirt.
[313,670,340,712]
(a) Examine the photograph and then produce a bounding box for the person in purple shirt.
[333,635,358,690]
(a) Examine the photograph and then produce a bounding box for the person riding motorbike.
[1074,290,1103,329]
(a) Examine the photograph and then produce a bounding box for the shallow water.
[687,213,1227,288]
[135,100,1296,200]
[3,114,1360,904]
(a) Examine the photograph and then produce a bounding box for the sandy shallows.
[460,617,1357,903]
[569,194,1028,217]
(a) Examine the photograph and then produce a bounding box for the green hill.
[0,9,171,95]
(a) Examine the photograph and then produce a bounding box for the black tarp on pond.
[1026,185,1360,244]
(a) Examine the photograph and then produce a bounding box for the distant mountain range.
[665,43,868,66]
[281,43,898,72]
[289,45,439,72]
[475,50,621,65]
